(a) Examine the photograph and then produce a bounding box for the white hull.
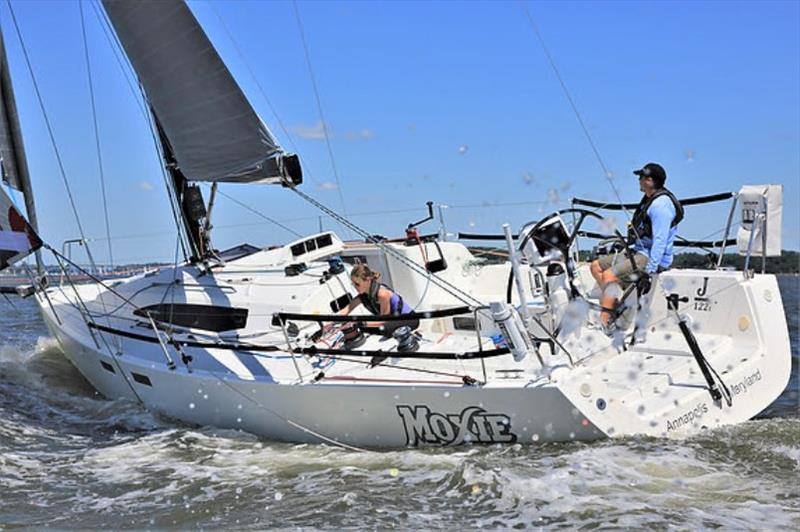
[34,237,791,448]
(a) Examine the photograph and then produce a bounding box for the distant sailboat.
[0,0,791,448]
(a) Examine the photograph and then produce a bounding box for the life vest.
[629,188,684,242]
[359,279,409,316]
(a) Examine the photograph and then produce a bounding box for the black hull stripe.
[88,322,281,352]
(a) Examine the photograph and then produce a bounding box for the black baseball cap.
[633,162,666,187]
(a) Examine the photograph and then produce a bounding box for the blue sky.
[1,0,798,265]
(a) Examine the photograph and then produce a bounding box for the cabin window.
[290,234,334,257]
[134,303,248,332]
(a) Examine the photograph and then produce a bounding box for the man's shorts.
[597,252,648,284]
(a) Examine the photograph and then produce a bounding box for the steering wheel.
[517,208,606,255]
[507,208,609,303]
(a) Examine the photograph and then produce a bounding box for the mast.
[152,115,208,263]
[0,25,41,273]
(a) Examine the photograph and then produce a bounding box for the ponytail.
[350,263,380,283]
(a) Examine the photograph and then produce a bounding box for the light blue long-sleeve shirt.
[632,195,678,273]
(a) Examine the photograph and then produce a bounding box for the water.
[1,278,798,528]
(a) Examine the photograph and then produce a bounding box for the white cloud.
[341,128,374,140]
[291,121,374,141]
[291,121,328,140]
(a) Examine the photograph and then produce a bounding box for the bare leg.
[600,269,621,326]
[590,259,603,285]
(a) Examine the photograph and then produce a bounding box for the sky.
[1,0,798,266]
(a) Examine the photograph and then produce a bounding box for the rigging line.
[80,1,113,268]
[144,101,191,262]
[6,0,98,271]
[208,371,366,452]
[88,0,149,123]
[82,199,559,243]
[520,1,676,330]
[44,244,153,318]
[318,353,477,381]
[290,186,484,308]
[208,3,319,186]
[75,0,123,346]
[520,3,634,223]
[447,199,550,209]
[212,186,303,238]
[93,0,189,260]
[291,0,349,218]
[48,247,148,406]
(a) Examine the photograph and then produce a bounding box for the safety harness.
[359,279,407,316]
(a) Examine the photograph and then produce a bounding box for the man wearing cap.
[590,162,684,330]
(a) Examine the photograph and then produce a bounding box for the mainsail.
[102,0,301,186]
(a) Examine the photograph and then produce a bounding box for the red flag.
[0,185,41,271]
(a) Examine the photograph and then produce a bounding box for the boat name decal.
[730,368,762,397]
[666,402,708,432]
[396,405,517,446]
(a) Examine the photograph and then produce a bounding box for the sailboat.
[0,0,791,448]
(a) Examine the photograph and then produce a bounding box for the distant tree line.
[671,250,799,274]
[469,246,799,274]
